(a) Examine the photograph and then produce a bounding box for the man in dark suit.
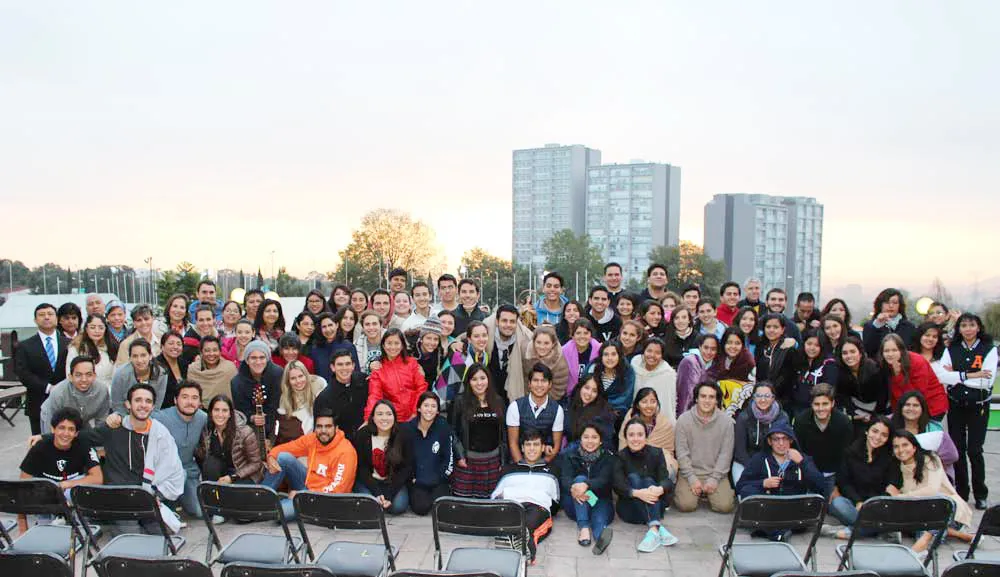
[14,303,68,434]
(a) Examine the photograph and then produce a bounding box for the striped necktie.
[44,335,56,370]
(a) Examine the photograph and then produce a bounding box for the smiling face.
[532,332,555,358]
[579,427,601,452]
[642,342,663,368]
[643,305,662,327]
[168,298,187,323]
[288,366,309,391]
[393,292,412,316]
[85,317,106,342]
[900,396,923,424]
[543,277,562,301]
[625,422,647,452]
[246,350,268,376]
[133,313,153,337]
[823,318,843,343]
[803,336,822,360]
[604,266,622,290]
[745,281,761,301]
[572,326,592,349]
[412,286,431,311]
[70,361,96,393]
[619,323,640,349]
[176,386,201,417]
[763,318,784,343]
[522,437,544,462]
[738,311,756,335]
[892,436,916,463]
[578,378,598,405]
[866,422,890,450]
[235,322,254,346]
[106,307,126,330]
[298,315,316,338]
[563,304,581,324]
[126,388,155,421]
[130,344,151,373]
[811,394,833,421]
[528,370,551,398]
[723,333,743,359]
[262,303,280,327]
[363,315,382,339]
[418,397,439,422]
[162,334,183,360]
[919,327,940,353]
[721,285,740,307]
[638,391,659,419]
[459,283,479,307]
[438,314,454,337]
[695,385,718,414]
[699,338,718,362]
[332,354,355,382]
[841,341,862,368]
[648,267,668,289]
[469,325,489,353]
[196,310,215,336]
[52,418,79,450]
[753,385,775,411]
[766,291,787,313]
[320,317,337,341]
[333,287,351,308]
[222,302,242,326]
[682,290,700,310]
[339,311,356,334]
[468,369,489,398]
[350,292,368,313]
[382,334,403,360]
[306,294,325,314]
[601,345,620,369]
[201,341,221,367]
[672,308,691,331]
[371,403,395,433]
[211,399,231,428]
[244,294,263,319]
[616,298,634,318]
[589,290,609,315]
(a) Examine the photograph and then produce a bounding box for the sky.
[2,1,998,295]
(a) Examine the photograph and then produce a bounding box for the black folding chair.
[389,572,503,577]
[836,496,954,577]
[0,551,73,577]
[97,555,214,577]
[431,497,527,577]
[221,562,338,577]
[197,481,303,567]
[954,505,1000,562]
[717,494,826,577]
[293,492,397,576]
[70,484,185,570]
[941,560,1000,577]
[771,571,880,577]
[0,478,95,563]
[2,518,14,534]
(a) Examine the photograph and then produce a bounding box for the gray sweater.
[40,378,111,434]
[675,407,735,485]
[154,406,208,478]
[110,363,168,416]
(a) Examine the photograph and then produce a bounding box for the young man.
[506,363,564,463]
[313,350,368,441]
[603,262,625,305]
[431,274,459,315]
[792,384,852,497]
[85,293,106,318]
[639,264,669,303]
[231,340,282,446]
[15,303,69,434]
[40,355,110,434]
[535,272,568,326]
[735,423,825,541]
[453,278,486,335]
[188,279,222,320]
[717,282,741,326]
[264,409,358,519]
[737,277,763,314]
[674,382,735,513]
[114,304,161,366]
[401,281,434,334]
[19,407,103,531]
[388,268,408,293]
[765,288,801,342]
[792,292,821,333]
[491,429,560,564]
[483,304,532,402]
[587,286,621,343]
[154,382,208,519]
[243,289,265,322]
[681,285,702,312]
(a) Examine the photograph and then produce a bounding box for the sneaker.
[771,529,792,542]
[819,524,840,538]
[211,515,226,525]
[881,531,903,544]
[49,517,66,526]
[638,528,662,553]
[658,526,679,547]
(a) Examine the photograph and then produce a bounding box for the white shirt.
[505,396,564,431]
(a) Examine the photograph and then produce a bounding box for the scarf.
[751,400,781,424]
[188,360,237,408]
[109,325,129,342]
[881,314,902,330]
[578,443,603,465]
[675,326,693,340]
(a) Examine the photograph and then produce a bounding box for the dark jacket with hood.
[405,416,455,488]
[736,423,826,498]
[313,370,368,441]
[230,360,283,440]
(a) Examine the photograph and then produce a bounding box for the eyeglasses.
[770,435,790,443]
[754,393,774,399]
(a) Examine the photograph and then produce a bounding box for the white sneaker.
[211,515,226,525]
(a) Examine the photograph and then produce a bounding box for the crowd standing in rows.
[12,264,998,561]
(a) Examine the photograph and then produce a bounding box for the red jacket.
[717,304,740,326]
[272,352,315,374]
[889,352,949,417]
[364,355,424,423]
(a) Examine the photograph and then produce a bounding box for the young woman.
[272,333,315,373]
[311,312,360,383]
[449,365,506,498]
[253,299,286,352]
[559,423,616,552]
[446,321,491,404]
[437,310,457,346]
[328,284,351,312]
[291,311,318,355]
[303,289,331,316]
[733,306,761,357]
[938,312,997,508]
[616,388,678,473]
[114,304,161,366]
[555,300,585,345]
[415,321,447,402]
[110,338,168,413]
[350,288,369,313]
[156,331,188,409]
[387,291,413,331]
[188,335,237,408]
[788,329,836,416]
[629,339,676,425]
[196,395,263,485]
[67,314,115,391]
[912,322,946,381]
[616,293,640,321]
[879,334,948,420]
[820,314,849,358]
[694,298,726,339]
[828,417,894,540]
[663,306,696,368]
[862,288,916,357]
[275,360,326,445]
[820,298,857,336]
[522,325,570,401]
[354,310,386,376]
[335,307,358,347]
[562,319,601,395]
[618,320,646,362]
[890,390,959,481]
[675,334,719,419]
[926,301,958,346]
[613,418,678,552]
[707,327,756,414]
[887,431,974,554]
[639,300,668,340]
[406,392,455,515]
[159,294,190,337]
[221,318,255,366]
[565,374,616,452]
[364,329,425,423]
[754,314,800,409]
[220,300,242,339]
[660,291,681,323]
[732,382,789,483]
[835,335,888,434]
[354,400,412,515]
[57,302,82,340]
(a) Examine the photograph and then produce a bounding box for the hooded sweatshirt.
[630,356,678,423]
[405,416,455,488]
[40,378,111,434]
[155,405,208,478]
[267,428,358,494]
[534,295,569,326]
[110,363,169,416]
[82,416,185,501]
[675,406,734,485]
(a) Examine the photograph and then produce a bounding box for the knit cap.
[420,316,443,338]
[243,339,272,362]
[105,299,125,315]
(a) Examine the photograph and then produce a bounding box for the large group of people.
[10,265,997,562]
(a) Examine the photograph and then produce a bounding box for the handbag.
[947,383,990,408]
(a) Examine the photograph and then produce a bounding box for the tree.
[275,266,308,297]
[541,230,604,298]
[981,301,1000,339]
[647,242,728,297]
[928,277,954,306]
[331,209,439,290]
[257,269,265,290]
[156,262,201,306]
[459,248,525,308]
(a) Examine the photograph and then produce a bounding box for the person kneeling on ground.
[673,382,736,513]
[735,423,825,541]
[559,423,615,555]
[491,428,559,564]
[614,417,678,552]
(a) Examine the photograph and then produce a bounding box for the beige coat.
[617,407,679,475]
[900,454,973,527]
[483,313,533,402]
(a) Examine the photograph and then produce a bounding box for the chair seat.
[97,534,185,560]
[841,543,928,577]
[8,525,75,558]
[726,542,806,577]
[2,518,14,533]
[954,550,1000,562]
[446,546,522,577]
[217,533,302,565]
[316,541,394,577]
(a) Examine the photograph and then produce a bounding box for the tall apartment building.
[585,162,681,280]
[704,194,823,298]
[512,144,601,267]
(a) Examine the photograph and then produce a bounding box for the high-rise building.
[512,144,601,267]
[585,162,681,280]
[704,194,823,298]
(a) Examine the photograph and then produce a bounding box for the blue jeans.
[263,452,309,520]
[170,474,203,519]
[561,475,613,540]
[617,474,665,526]
[830,496,878,538]
[355,482,409,515]
[819,473,836,499]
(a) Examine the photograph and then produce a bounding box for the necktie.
[45,336,56,370]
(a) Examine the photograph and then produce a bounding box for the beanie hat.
[420,316,443,338]
[243,339,272,362]
[105,299,125,315]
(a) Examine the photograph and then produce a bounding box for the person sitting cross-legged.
[613,417,678,552]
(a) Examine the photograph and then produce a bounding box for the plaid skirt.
[451,449,502,498]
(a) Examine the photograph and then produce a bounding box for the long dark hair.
[556,300,585,338]
[293,311,319,344]
[734,306,761,347]
[911,322,944,361]
[892,429,935,484]
[709,326,754,381]
[206,395,238,455]
[254,299,286,334]
[73,314,111,361]
[303,289,331,315]
[890,390,931,433]
[592,339,627,385]
[366,399,405,478]
[380,328,409,361]
[333,307,358,342]
[630,386,660,419]
[848,415,892,460]
[821,298,853,328]
[460,364,504,420]
[328,284,351,312]
[954,312,992,347]
[873,288,906,319]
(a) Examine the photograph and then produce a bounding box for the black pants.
[523,503,552,561]
[948,403,990,501]
[27,399,43,436]
[409,483,451,516]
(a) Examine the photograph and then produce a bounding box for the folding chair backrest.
[0,478,70,517]
[432,497,525,538]
[855,496,954,533]
[293,492,384,530]
[390,571,504,577]
[98,556,213,577]
[0,552,73,577]
[221,562,337,577]
[198,481,282,522]
[967,505,1000,559]
[70,484,160,522]
[733,494,827,532]
[771,571,881,577]
[941,561,1000,577]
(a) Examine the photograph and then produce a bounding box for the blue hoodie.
[155,405,208,478]
[405,416,454,488]
[535,295,569,326]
